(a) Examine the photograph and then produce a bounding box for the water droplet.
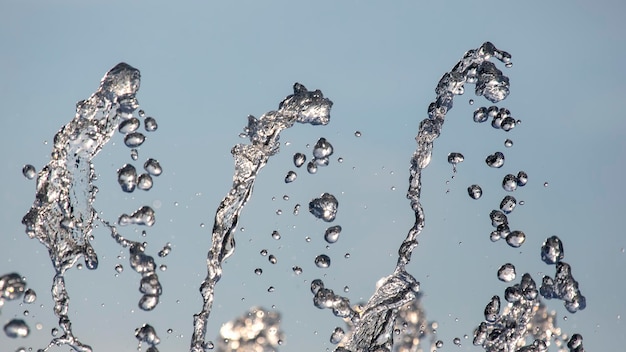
[267,286,275,293]
[159,264,167,271]
[330,327,345,344]
[506,230,526,248]
[314,254,331,268]
[285,171,297,183]
[313,137,334,159]
[543,181,549,187]
[436,340,444,348]
[293,153,306,167]
[144,117,158,132]
[22,165,36,180]
[502,174,518,192]
[337,157,343,163]
[1,273,26,300]
[324,225,342,244]
[137,173,153,191]
[499,195,517,214]
[309,193,338,222]
[118,206,156,226]
[306,161,318,174]
[517,171,528,186]
[254,268,263,275]
[275,209,282,215]
[144,158,162,176]
[497,263,516,282]
[504,139,513,147]
[485,152,505,168]
[354,131,362,137]
[501,117,516,131]
[117,164,137,192]
[158,243,171,257]
[268,255,277,264]
[453,337,461,346]
[484,295,500,322]
[130,148,139,160]
[293,203,301,215]
[124,132,145,148]
[469,99,474,105]
[292,266,303,275]
[115,264,124,273]
[22,288,37,304]
[3,319,30,338]
[473,107,488,123]
[467,184,483,199]
[260,249,268,256]
[135,323,160,346]
[541,236,564,264]
[119,118,140,134]
[447,152,464,165]
[271,230,281,240]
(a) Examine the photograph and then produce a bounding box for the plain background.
[1,1,625,351]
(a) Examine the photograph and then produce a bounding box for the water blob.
[324,225,342,244]
[541,235,564,264]
[292,266,303,275]
[0,273,26,300]
[484,295,501,322]
[502,174,518,192]
[293,203,301,215]
[485,152,505,168]
[293,152,306,167]
[117,164,138,192]
[22,165,36,180]
[124,132,145,148]
[473,107,488,123]
[309,193,338,222]
[144,117,158,132]
[313,137,334,159]
[447,152,464,166]
[497,263,516,282]
[501,116,516,131]
[489,210,508,227]
[268,254,277,264]
[306,161,318,174]
[505,230,526,248]
[119,117,140,134]
[499,195,517,214]
[254,268,263,275]
[22,288,37,304]
[157,243,172,257]
[354,131,361,137]
[517,171,529,186]
[144,158,162,176]
[284,170,297,183]
[3,319,30,338]
[118,206,156,226]
[135,323,160,348]
[115,264,124,273]
[314,254,331,268]
[271,230,281,240]
[504,139,513,147]
[137,173,153,191]
[330,327,345,344]
[130,148,139,160]
[467,184,483,199]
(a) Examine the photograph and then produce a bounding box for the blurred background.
[1,1,624,351]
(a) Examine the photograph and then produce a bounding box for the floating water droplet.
[119,118,140,134]
[137,173,153,191]
[3,319,29,338]
[115,264,124,273]
[130,148,139,160]
[314,254,331,268]
[436,340,444,348]
[293,153,306,167]
[144,117,158,132]
[313,137,334,159]
[306,161,317,174]
[118,206,156,226]
[484,295,500,322]
[499,195,516,214]
[117,164,137,192]
[354,131,361,137]
[453,337,462,346]
[0,273,26,300]
[324,225,342,244]
[284,170,297,183]
[144,158,162,176]
[293,203,300,215]
[541,236,564,264]
[268,254,277,264]
[124,132,145,148]
[337,157,343,163]
[502,174,518,192]
[135,323,160,347]
[22,288,37,304]
[543,181,549,187]
[473,107,488,123]
[158,243,171,257]
[497,263,516,282]
[504,139,513,148]
[271,230,281,240]
[506,230,526,248]
[467,184,483,199]
[447,152,464,166]
[501,117,516,131]
[254,268,263,275]
[485,152,505,168]
[490,210,508,227]
[260,249,268,256]
[267,286,275,293]
[22,165,36,180]
[309,193,338,222]
[517,171,528,186]
[469,99,474,105]
[315,156,330,167]
[330,327,345,344]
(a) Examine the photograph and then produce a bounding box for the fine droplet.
[324,225,342,244]
[285,171,297,183]
[502,174,518,192]
[506,230,526,248]
[467,184,483,199]
[144,158,162,176]
[307,161,318,174]
[517,171,528,186]
[22,288,37,304]
[144,117,158,132]
[313,137,334,159]
[254,268,263,275]
[3,319,30,338]
[497,263,516,282]
[314,254,331,268]
[309,193,338,222]
[268,254,277,264]
[541,236,564,264]
[137,173,153,191]
[499,195,517,214]
[124,132,145,148]
[504,139,513,148]
[485,152,505,168]
[330,327,345,344]
[292,266,303,275]
[447,152,464,165]
[130,148,139,160]
[271,230,281,240]
[293,153,306,167]
[115,264,124,273]
[354,131,361,137]
[119,118,140,134]
[22,165,36,180]
[117,164,137,192]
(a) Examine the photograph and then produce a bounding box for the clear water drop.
[119,117,140,134]
[137,173,153,191]
[447,152,464,165]
[22,165,36,180]
[306,161,318,174]
[115,264,124,273]
[271,230,281,240]
[314,254,331,268]
[268,254,277,264]
[3,319,30,338]
[293,153,306,167]
[502,174,518,192]
[130,148,139,160]
[499,195,516,214]
[117,164,137,192]
[292,266,302,275]
[144,117,158,132]
[124,132,145,148]
[467,184,483,200]
[285,170,297,183]
[254,268,263,275]
[22,288,37,304]
[485,152,505,168]
[517,171,528,186]
[506,230,526,248]
[144,158,162,176]
[541,236,564,264]
[497,263,516,282]
[309,193,338,222]
[354,131,361,137]
[324,225,342,244]
[313,137,333,159]
[484,295,500,322]
[504,139,513,147]
[330,327,345,344]
[473,107,488,123]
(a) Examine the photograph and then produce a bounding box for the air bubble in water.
[307,161,318,174]
[499,195,516,214]
[467,184,483,199]
[497,263,516,282]
[124,132,145,148]
[324,225,342,244]
[541,236,564,264]
[117,164,137,192]
[504,139,513,147]
[485,152,505,168]
[285,171,297,183]
[313,137,334,159]
[22,288,37,304]
[144,158,162,176]
[144,117,158,132]
[119,117,140,134]
[309,193,338,222]
[502,174,518,192]
[506,230,526,248]
[3,319,30,338]
[22,165,36,180]
[314,254,331,268]
[330,326,345,344]
[293,153,306,167]
[137,173,153,191]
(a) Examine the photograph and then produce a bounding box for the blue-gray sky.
[1,1,625,351]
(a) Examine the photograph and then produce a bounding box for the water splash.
[190,83,332,352]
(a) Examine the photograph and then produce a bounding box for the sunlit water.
[1,42,586,352]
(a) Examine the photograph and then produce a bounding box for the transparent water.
[1,43,587,352]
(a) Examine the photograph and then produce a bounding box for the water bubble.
[490,210,508,227]
[324,225,342,244]
[137,173,153,191]
[309,193,338,222]
[314,254,331,268]
[119,117,140,134]
[517,171,528,186]
[285,170,297,183]
[436,340,444,348]
[453,337,461,346]
[467,184,483,199]
[144,117,158,132]
[497,263,516,282]
[22,165,36,180]
[22,288,37,304]
[124,132,145,148]
[330,327,345,344]
[473,107,488,123]
[117,164,137,192]
[502,174,518,192]
[268,254,277,264]
[254,268,263,275]
[485,152,505,168]
[271,230,281,240]
[306,161,318,174]
[499,195,516,214]
[354,131,362,137]
[506,230,526,248]
[504,139,513,147]
[3,319,30,338]
[144,158,162,176]
[541,236,564,264]
[293,153,306,167]
[260,249,268,256]
[313,137,334,159]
